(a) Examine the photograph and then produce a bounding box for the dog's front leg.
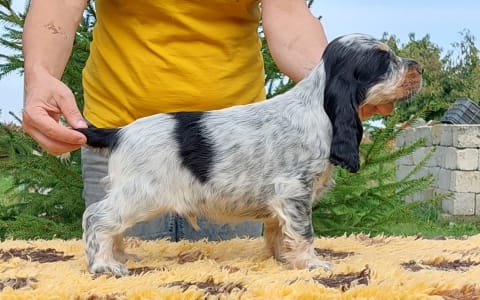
[268,195,333,271]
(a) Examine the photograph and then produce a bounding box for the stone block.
[439,125,453,146]
[476,194,480,216]
[438,188,453,213]
[478,150,480,171]
[431,125,442,146]
[451,125,480,148]
[439,190,475,215]
[425,147,440,167]
[411,188,434,202]
[404,128,419,146]
[444,148,479,171]
[442,198,453,213]
[426,167,441,187]
[456,149,479,171]
[412,147,430,165]
[431,125,453,146]
[396,164,413,181]
[437,169,452,190]
[412,167,429,180]
[397,153,414,166]
[395,131,406,148]
[450,171,480,193]
[415,126,433,146]
[433,147,447,168]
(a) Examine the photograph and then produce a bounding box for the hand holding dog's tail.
[74,127,120,149]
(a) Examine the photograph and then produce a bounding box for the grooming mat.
[1,235,480,299]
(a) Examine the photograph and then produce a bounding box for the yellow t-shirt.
[82,0,266,128]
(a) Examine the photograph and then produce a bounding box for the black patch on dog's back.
[171,112,214,183]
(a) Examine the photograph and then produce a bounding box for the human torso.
[83,0,265,127]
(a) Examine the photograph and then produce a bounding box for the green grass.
[380,218,480,238]
[0,175,16,205]
[0,175,12,191]
[352,203,480,238]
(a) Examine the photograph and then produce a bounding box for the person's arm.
[261,0,328,82]
[261,1,393,120]
[22,0,88,155]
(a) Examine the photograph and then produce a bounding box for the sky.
[1,0,479,123]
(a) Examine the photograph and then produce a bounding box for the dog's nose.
[405,59,423,75]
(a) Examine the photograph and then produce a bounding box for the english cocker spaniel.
[76,33,422,276]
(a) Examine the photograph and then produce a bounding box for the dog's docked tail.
[75,127,120,149]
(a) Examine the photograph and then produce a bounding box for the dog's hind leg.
[112,234,141,263]
[270,195,333,271]
[263,218,284,258]
[83,200,130,276]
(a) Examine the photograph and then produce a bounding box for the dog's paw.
[308,258,334,271]
[114,251,142,264]
[90,260,130,276]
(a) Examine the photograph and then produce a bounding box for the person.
[21,0,389,241]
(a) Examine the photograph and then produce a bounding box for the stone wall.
[395,124,480,216]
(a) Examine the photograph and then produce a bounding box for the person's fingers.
[22,121,83,155]
[22,106,86,148]
[55,88,88,129]
[22,72,88,154]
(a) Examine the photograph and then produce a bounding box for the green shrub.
[312,114,445,236]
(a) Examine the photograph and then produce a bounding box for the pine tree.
[0,0,24,79]
[312,112,442,236]
[0,1,95,239]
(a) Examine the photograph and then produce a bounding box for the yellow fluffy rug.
[1,234,480,299]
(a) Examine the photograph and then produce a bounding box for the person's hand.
[22,68,87,155]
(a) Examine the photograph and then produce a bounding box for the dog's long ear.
[324,76,363,173]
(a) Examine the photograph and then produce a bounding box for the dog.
[76,33,422,276]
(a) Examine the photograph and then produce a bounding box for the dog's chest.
[312,163,334,200]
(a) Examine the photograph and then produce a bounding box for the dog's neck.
[273,60,332,144]
[290,61,326,107]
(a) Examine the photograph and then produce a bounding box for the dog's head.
[323,33,422,173]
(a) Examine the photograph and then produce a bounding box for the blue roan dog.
[76,33,423,276]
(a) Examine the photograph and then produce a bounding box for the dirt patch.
[401,260,424,272]
[424,258,480,271]
[415,234,469,241]
[174,249,207,264]
[354,234,391,246]
[431,285,480,300]
[313,266,370,291]
[449,247,480,257]
[165,276,245,296]
[220,264,240,273]
[314,248,354,259]
[91,266,169,279]
[129,266,161,276]
[85,293,125,300]
[401,258,480,272]
[0,277,38,291]
[0,247,74,263]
